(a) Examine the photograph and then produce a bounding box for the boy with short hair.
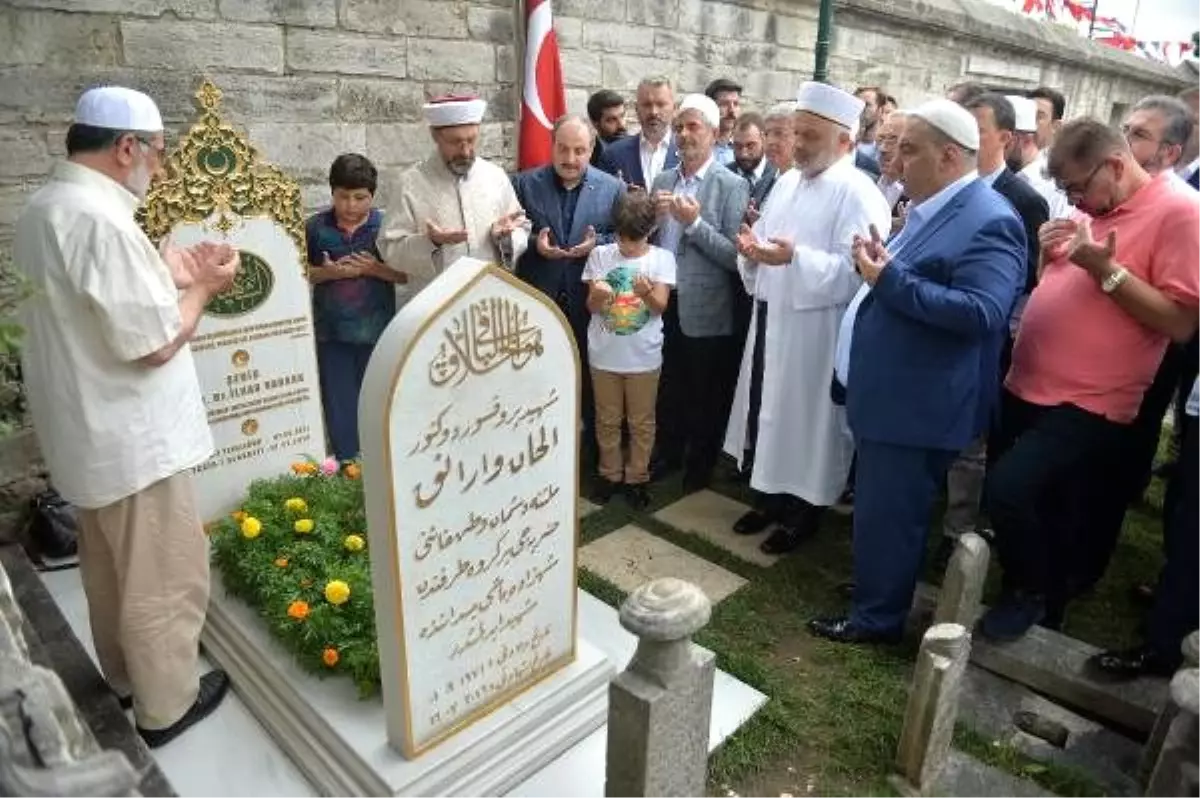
[307,153,406,462]
[582,192,676,509]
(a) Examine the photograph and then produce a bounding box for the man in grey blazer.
[650,94,751,491]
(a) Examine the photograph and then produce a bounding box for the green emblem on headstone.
[205,250,275,317]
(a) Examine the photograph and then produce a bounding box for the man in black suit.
[724,112,776,367]
[936,93,1048,558]
[586,89,629,169]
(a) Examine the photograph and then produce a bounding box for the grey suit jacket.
[651,163,750,337]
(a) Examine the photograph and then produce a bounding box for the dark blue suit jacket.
[511,165,624,311]
[598,134,679,189]
[847,179,1026,452]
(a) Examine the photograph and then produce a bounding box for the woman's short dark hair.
[612,192,657,241]
[65,123,127,156]
[329,153,378,194]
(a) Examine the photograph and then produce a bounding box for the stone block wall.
[0,0,1189,246]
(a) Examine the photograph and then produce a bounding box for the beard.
[445,156,475,177]
[734,155,761,174]
[124,159,153,200]
[601,130,627,144]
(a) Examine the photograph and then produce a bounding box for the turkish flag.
[518,0,567,170]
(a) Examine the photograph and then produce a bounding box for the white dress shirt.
[640,133,672,188]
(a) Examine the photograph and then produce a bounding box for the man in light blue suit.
[811,99,1027,644]
[512,115,625,450]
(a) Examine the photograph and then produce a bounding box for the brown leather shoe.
[138,670,231,749]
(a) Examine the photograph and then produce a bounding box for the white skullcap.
[423,95,487,128]
[1007,95,1038,134]
[74,86,163,132]
[909,98,980,151]
[678,94,721,129]
[796,81,864,131]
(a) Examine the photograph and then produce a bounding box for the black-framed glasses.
[1054,160,1108,198]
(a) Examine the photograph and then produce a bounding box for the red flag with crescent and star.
[519,0,567,170]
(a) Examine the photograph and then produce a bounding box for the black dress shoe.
[808,616,902,645]
[1087,645,1177,682]
[624,483,651,510]
[759,521,817,555]
[1128,583,1155,607]
[733,510,774,535]
[591,479,620,504]
[138,670,231,749]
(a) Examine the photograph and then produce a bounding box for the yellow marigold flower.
[231,510,247,522]
[322,647,339,667]
[287,600,309,620]
[240,516,262,539]
[343,534,366,552]
[294,518,314,534]
[274,557,289,568]
[284,497,307,513]
[324,579,351,605]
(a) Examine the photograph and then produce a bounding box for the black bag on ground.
[29,487,78,560]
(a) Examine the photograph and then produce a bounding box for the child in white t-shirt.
[582,192,677,509]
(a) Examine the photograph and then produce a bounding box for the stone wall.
[0,0,1189,246]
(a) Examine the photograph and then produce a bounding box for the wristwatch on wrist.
[1101,266,1129,294]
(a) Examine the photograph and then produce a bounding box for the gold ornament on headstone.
[138,79,305,260]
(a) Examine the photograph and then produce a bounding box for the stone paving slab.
[652,490,780,567]
[579,524,748,604]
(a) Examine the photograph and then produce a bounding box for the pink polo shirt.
[1007,172,1200,423]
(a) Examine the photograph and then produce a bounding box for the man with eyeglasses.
[981,119,1199,643]
[13,87,239,746]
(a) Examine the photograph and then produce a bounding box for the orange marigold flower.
[231,510,247,522]
[287,600,310,620]
[274,557,289,568]
[344,463,362,480]
[322,647,339,667]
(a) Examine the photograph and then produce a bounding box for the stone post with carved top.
[604,577,715,797]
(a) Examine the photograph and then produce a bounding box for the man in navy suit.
[811,99,1026,644]
[599,76,679,191]
[512,115,625,446]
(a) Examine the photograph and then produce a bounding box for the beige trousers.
[76,471,208,730]
[591,368,660,484]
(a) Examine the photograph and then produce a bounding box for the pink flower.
[321,456,339,476]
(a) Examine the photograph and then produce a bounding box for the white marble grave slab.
[167,216,326,523]
[360,258,585,758]
[653,489,780,567]
[580,525,748,603]
[39,568,766,797]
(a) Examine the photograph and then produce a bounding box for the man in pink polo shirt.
[981,119,1199,641]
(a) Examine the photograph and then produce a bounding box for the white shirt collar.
[53,161,140,213]
[640,133,671,153]
[679,156,714,182]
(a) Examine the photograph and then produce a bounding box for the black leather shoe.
[835,581,856,600]
[808,616,902,645]
[624,483,651,511]
[733,510,774,535]
[760,521,817,555]
[1087,645,1177,681]
[591,479,620,504]
[138,670,231,749]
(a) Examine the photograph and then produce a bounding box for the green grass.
[574,455,1168,796]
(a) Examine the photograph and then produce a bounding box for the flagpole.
[1087,0,1098,38]
[1130,0,1142,38]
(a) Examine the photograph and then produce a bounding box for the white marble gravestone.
[140,80,326,523]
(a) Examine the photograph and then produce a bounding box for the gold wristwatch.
[1101,266,1129,294]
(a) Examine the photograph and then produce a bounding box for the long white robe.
[723,155,892,506]
[377,153,528,304]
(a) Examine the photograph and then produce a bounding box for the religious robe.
[723,156,892,506]
[377,154,528,296]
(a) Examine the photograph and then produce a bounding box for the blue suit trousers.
[850,438,958,635]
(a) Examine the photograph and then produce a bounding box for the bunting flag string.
[1017,0,1196,64]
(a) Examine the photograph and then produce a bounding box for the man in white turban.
[377,96,528,302]
[726,82,891,555]
[14,86,237,746]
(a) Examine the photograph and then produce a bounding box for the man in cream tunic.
[726,82,891,555]
[378,96,528,301]
[14,87,237,747]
